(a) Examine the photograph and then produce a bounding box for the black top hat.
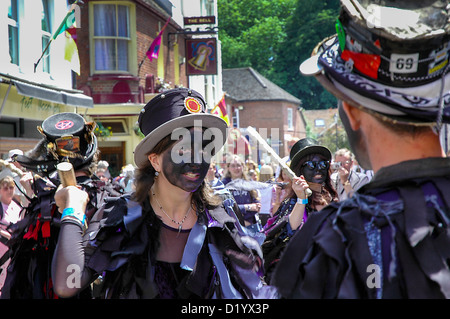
[299,0,450,125]
[134,88,228,168]
[14,112,97,174]
[289,138,332,171]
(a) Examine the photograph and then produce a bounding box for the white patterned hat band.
[300,0,450,125]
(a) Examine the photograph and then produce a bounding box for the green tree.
[316,117,350,153]
[218,0,295,76]
[270,0,339,110]
[218,0,340,110]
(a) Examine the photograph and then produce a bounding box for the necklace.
[151,187,192,232]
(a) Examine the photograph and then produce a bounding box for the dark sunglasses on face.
[302,160,330,171]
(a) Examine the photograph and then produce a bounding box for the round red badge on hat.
[184,97,202,114]
[55,120,74,130]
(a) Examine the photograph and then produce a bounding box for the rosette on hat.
[134,88,228,168]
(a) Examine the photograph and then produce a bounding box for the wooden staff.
[57,162,77,187]
[246,126,312,196]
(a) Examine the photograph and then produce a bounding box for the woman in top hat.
[51,88,277,299]
[261,138,337,283]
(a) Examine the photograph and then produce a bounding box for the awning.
[14,80,93,108]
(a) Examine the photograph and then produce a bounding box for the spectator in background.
[0,175,24,296]
[97,160,111,180]
[331,148,370,201]
[205,161,224,190]
[222,155,262,230]
[119,164,135,194]
[0,149,30,207]
[0,175,23,226]
[246,159,259,179]
[248,169,258,181]
[259,164,274,182]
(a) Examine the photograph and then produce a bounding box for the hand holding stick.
[57,162,77,187]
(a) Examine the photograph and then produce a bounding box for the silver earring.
[155,171,159,177]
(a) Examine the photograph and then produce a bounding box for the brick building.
[222,67,306,161]
[76,0,188,105]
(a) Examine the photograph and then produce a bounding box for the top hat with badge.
[134,87,228,168]
[14,112,97,175]
[289,138,332,171]
[299,0,450,128]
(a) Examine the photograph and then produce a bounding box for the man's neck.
[368,126,445,173]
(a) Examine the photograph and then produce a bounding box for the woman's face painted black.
[301,154,329,184]
[161,127,210,192]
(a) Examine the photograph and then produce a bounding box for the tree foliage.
[218,0,340,110]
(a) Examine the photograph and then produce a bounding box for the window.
[287,108,294,130]
[315,119,326,127]
[92,3,131,73]
[233,108,240,128]
[97,119,127,134]
[8,0,19,66]
[41,0,52,73]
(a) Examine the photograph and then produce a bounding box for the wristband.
[62,207,86,226]
[297,198,308,205]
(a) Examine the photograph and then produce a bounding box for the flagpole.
[34,39,53,73]
[34,8,75,73]
[139,17,171,74]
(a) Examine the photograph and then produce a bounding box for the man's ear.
[341,101,363,131]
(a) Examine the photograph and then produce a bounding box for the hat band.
[337,16,450,87]
[320,41,450,109]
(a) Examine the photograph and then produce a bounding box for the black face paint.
[301,154,329,184]
[161,127,210,192]
[338,102,372,170]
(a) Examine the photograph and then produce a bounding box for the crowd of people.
[0,0,449,300]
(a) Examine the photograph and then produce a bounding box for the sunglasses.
[302,160,330,171]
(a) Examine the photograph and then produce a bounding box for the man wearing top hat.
[1,112,111,299]
[272,0,450,298]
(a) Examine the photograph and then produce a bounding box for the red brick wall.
[232,100,307,158]
[75,0,188,101]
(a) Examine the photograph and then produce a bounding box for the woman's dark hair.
[133,134,222,211]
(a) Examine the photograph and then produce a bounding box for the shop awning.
[0,74,93,109]
[14,80,93,108]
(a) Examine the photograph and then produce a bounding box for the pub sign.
[185,38,217,75]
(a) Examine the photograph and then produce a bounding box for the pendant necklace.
[151,187,192,233]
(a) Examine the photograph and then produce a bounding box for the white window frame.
[90,1,137,75]
[8,0,20,66]
[287,108,294,131]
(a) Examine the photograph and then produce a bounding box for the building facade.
[1,0,224,176]
[0,0,94,157]
[222,67,306,162]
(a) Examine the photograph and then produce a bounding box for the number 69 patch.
[389,53,419,73]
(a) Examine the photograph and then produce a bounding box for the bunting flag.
[211,94,230,126]
[64,27,80,75]
[145,17,171,62]
[52,9,76,40]
[34,9,77,72]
